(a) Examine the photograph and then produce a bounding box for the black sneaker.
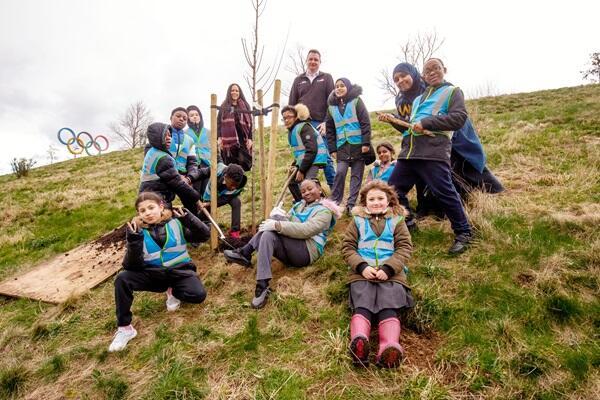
[448,233,472,255]
[223,249,251,268]
[251,287,271,309]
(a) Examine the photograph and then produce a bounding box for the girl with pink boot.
[342,180,414,368]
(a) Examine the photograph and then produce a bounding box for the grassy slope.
[0,85,598,399]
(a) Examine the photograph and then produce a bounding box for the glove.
[258,219,278,232]
[269,206,287,219]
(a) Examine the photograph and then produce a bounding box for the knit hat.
[223,163,245,185]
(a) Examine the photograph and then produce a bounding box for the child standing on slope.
[325,78,371,215]
[109,191,210,352]
[342,180,414,368]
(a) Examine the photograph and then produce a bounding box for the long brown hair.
[357,180,404,215]
[134,191,164,210]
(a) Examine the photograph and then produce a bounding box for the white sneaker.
[108,326,137,352]
[166,295,181,312]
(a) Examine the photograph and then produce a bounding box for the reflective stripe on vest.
[288,122,328,166]
[187,127,211,166]
[140,147,171,182]
[289,201,335,256]
[405,85,456,138]
[142,219,192,267]
[372,160,396,183]
[169,129,196,173]
[328,98,362,148]
[355,215,403,267]
[202,162,243,201]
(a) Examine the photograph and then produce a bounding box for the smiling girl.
[343,180,413,368]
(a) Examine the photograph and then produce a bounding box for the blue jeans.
[310,120,336,187]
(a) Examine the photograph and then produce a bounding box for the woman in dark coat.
[217,83,253,171]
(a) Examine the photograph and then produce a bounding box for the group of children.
[109,56,503,370]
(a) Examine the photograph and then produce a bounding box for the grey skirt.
[349,281,415,314]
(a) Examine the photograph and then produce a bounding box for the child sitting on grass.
[109,191,210,352]
[366,142,397,184]
[342,180,414,368]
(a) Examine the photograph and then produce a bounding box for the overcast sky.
[1,0,598,174]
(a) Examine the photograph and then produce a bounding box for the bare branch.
[109,101,152,149]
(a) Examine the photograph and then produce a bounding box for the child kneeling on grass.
[109,191,210,352]
[342,180,414,368]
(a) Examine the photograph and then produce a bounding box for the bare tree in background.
[282,43,307,96]
[581,52,600,83]
[47,145,58,164]
[377,31,445,100]
[110,101,153,149]
[241,0,287,232]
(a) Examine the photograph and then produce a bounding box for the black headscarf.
[393,63,427,121]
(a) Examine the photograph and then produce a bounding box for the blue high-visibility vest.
[142,219,192,267]
[288,122,328,166]
[354,215,403,267]
[328,98,362,148]
[404,85,456,138]
[169,129,197,172]
[140,147,173,183]
[186,126,211,166]
[289,200,335,256]
[371,160,396,183]
[202,162,244,201]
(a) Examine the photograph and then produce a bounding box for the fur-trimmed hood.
[327,84,363,106]
[319,198,344,219]
[294,103,311,121]
[131,208,173,230]
[350,204,406,219]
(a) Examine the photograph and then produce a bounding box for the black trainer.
[223,249,251,268]
[448,233,472,255]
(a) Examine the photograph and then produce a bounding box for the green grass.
[0,85,598,398]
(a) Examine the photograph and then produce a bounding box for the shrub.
[10,157,36,178]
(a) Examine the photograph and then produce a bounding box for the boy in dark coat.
[139,122,202,211]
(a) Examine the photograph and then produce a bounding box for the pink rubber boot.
[349,314,371,367]
[376,317,404,368]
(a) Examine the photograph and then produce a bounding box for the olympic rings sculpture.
[57,128,109,156]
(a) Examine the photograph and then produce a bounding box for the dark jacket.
[197,165,248,202]
[325,85,371,161]
[397,82,468,163]
[122,208,210,271]
[343,206,412,288]
[288,119,319,173]
[139,123,202,205]
[289,71,334,122]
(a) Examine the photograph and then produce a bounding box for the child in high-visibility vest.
[342,180,414,368]
[325,78,371,215]
[366,142,397,184]
[109,191,209,352]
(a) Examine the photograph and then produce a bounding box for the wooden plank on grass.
[0,228,125,304]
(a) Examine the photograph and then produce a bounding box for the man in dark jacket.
[139,122,202,213]
[288,49,336,188]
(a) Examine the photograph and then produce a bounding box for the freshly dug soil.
[93,224,127,251]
